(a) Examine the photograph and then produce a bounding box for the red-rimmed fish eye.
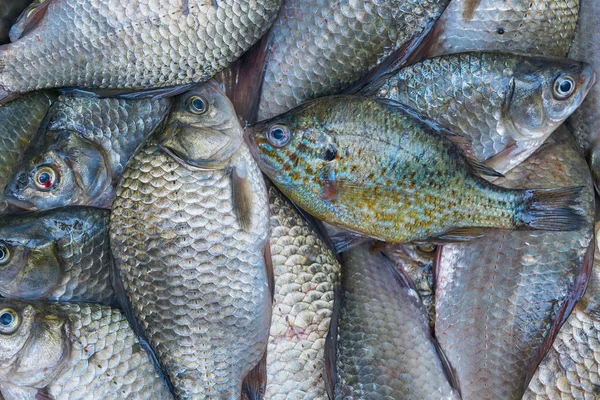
[0,244,10,265]
[0,308,19,335]
[267,124,291,147]
[34,166,57,190]
[187,95,209,115]
[553,75,576,100]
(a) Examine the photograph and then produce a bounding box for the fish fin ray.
[9,0,53,41]
[231,165,252,230]
[427,227,486,243]
[432,337,462,397]
[517,186,586,231]
[330,229,371,253]
[241,351,268,400]
[263,241,275,300]
[324,280,343,400]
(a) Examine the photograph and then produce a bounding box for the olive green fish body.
[0,91,55,213]
[5,95,171,210]
[0,207,114,304]
[334,243,458,399]
[0,0,281,101]
[426,0,579,58]
[247,96,585,243]
[435,128,594,400]
[248,0,449,121]
[375,52,593,173]
[0,301,172,399]
[266,185,340,399]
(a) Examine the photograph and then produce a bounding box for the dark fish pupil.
[38,172,50,184]
[0,312,12,326]
[193,98,205,111]
[273,129,284,140]
[324,146,337,161]
[560,80,572,93]
[0,248,5,260]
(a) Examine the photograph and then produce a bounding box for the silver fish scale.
[335,245,458,400]
[266,186,340,400]
[376,53,516,162]
[110,142,270,398]
[36,303,170,399]
[256,0,449,120]
[0,0,281,93]
[0,92,54,213]
[436,129,594,400]
[429,0,579,58]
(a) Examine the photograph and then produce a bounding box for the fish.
[0,299,172,399]
[370,52,594,174]
[0,0,281,103]
[435,126,595,400]
[524,224,600,399]
[5,94,171,210]
[0,206,114,305]
[265,184,341,400]
[0,90,55,214]
[110,82,272,399]
[332,242,459,399]
[567,0,600,192]
[245,95,586,244]
[420,0,579,59]
[230,0,450,122]
[0,0,32,44]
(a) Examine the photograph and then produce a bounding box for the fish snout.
[4,173,35,210]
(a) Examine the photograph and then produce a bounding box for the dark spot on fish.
[497,27,505,35]
[324,145,338,162]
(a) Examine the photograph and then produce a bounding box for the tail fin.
[516,186,587,231]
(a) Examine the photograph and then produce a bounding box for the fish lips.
[3,175,36,211]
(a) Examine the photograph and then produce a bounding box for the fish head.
[161,81,242,168]
[4,133,109,210]
[505,59,595,140]
[0,300,68,386]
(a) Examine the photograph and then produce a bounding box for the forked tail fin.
[516,186,587,231]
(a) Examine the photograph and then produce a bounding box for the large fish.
[524,225,600,399]
[5,94,171,210]
[333,242,458,399]
[435,127,594,400]
[0,0,32,44]
[110,83,272,399]
[567,0,600,191]
[266,185,340,400]
[230,0,450,122]
[0,91,55,214]
[420,0,579,59]
[0,300,172,399]
[0,0,281,103]
[0,207,114,305]
[246,96,586,244]
[371,52,594,174]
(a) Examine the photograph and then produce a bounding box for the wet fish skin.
[334,243,458,399]
[0,300,172,399]
[5,94,171,211]
[567,0,600,191]
[0,0,32,44]
[374,52,594,174]
[435,127,594,400]
[241,0,449,122]
[0,206,114,305]
[524,226,600,399]
[0,91,55,214]
[425,0,579,58]
[266,185,340,400]
[110,83,271,399]
[0,0,281,102]
[246,95,585,243]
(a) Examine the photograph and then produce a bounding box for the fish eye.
[34,166,57,190]
[0,308,19,335]
[553,75,576,100]
[0,245,10,265]
[187,96,208,114]
[267,125,291,147]
[417,244,436,253]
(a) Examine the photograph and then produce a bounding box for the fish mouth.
[3,179,36,211]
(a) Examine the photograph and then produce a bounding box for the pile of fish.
[0,0,599,399]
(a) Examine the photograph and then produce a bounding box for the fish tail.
[515,186,586,231]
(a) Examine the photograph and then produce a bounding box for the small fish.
[0,207,114,305]
[0,90,55,214]
[420,0,580,59]
[0,0,32,44]
[110,82,272,398]
[435,127,594,400]
[0,300,172,399]
[5,94,171,210]
[371,52,594,174]
[246,96,586,243]
[524,224,600,399]
[0,0,281,103]
[332,243,459,399]
[266,185,341,400]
